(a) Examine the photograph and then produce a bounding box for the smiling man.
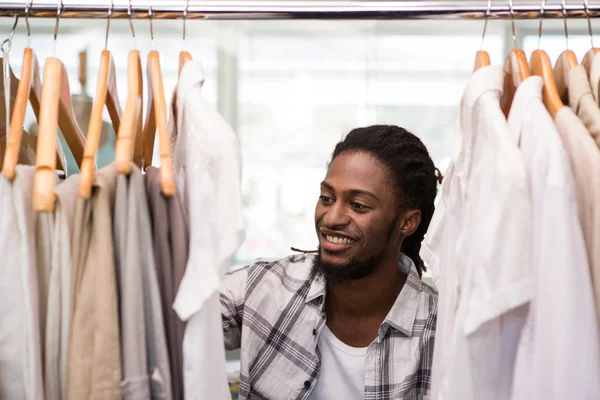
[221,125,439,400]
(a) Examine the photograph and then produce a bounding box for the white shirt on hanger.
[171,60,245,400]
[508,76,600,400]
[424,65,532,400]
[308,326,366,400]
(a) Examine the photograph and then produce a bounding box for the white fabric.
[507,77,600,400]
[308,326,367,400]
[171,60,245,400]
[425,66,531,400]
[0,167,43,400]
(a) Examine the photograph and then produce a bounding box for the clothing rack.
[0,0,600,20]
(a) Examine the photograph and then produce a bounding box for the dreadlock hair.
[330,125,438,278]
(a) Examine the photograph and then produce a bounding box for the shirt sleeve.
[220,266,250,351]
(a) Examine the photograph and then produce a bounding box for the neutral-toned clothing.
[171,60,245,400]
[35,211,54,373]
[67,164,121,400]
[554,106,600,324]
[115,166,173,400]
[221,253,437,400]
[44,175,80,400]
[307,326,367,400]
[424,66,531,400]
[0,167,43,400]
[569,65,600,148]
[507,77,600,400]
[145,166,189,400]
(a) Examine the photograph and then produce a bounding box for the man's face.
[314,151,402,283]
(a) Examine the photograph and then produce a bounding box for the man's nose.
[323,202,350,228]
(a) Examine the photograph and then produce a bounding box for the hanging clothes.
[114,165,173,400]
[44,174,79,400]
[553,105,600,323]
[507,76,600,400]
[67,163,121,400]
[569,66,600,148]
[170,60,245,400]
[0,166,43,400]
[145,165,189,400]
[590,54,600,104]
[427,65,531,400]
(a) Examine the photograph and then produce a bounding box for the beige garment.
[555,107,600,321]
[568,65,600,148]
[67,164,121,400]
[591,53,600,104]
[45,175,80,400]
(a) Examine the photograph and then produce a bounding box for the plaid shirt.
[221,253,438,400]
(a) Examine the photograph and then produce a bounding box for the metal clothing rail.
[0,0,599,20]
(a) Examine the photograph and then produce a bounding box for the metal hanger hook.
[148,0,155,51]
[127,0,137,49]
[25,0,33,48]
[183,0,190,49]
[0,16,18,54]
[508,0,517,48]
[53,0,64,57]
[538,0,548,49]
[584,0,594,48]
[480,0,492,50]
[562,0,569,49]
[105,0,113,50]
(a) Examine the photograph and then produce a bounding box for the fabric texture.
[44,174,80,400]
[424,66,532,400]
[145,166,189,400]
[554,106,600,328]
[508,77,600,399]
[569,65,600,148]
[221,253,437,400]
[115,166,173,400]
[170,60,245,400]
[307,326,367,400]
[0,166,44,400]
[590,52,600,104]
[66,163,121,400]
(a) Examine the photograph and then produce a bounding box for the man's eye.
[319,195,333,203]
[351,202,367,210]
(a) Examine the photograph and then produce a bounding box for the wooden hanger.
[78,50,122,199]
[500,49,531,117]
[530,49,563,119]
[116,50,143,175]
[33,58,63,212]
[553,50,578,105]
[179,50,192,76]
[2,49,66,180]
[146,50,175,196]
[473,50,490,72]
[582,48,600,76]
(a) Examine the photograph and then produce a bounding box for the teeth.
[326,235,355,245]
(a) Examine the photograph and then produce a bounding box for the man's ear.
[399,209,421,237]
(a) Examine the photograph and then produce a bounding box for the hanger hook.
[1,16,19,55]
[562,0,569,49]
[508,0,517,48]
[481,0,492,50]
[538,0,547,49]
[148,0,155,51]
[105,0,113,50]
[183,0,190,49]
[584,0,594,48]
[128,0,137,49]
[25,0,33,48]
[53,0,63,57]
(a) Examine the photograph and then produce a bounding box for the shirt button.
[304,381,311,389]
[312,329,316,336]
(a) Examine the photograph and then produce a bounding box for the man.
[221,125,439,399]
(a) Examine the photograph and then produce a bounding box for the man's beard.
[311,247,387,285]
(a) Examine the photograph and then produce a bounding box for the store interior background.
[1,15,593,285]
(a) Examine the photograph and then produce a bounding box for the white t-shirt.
[309,326,367,400]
